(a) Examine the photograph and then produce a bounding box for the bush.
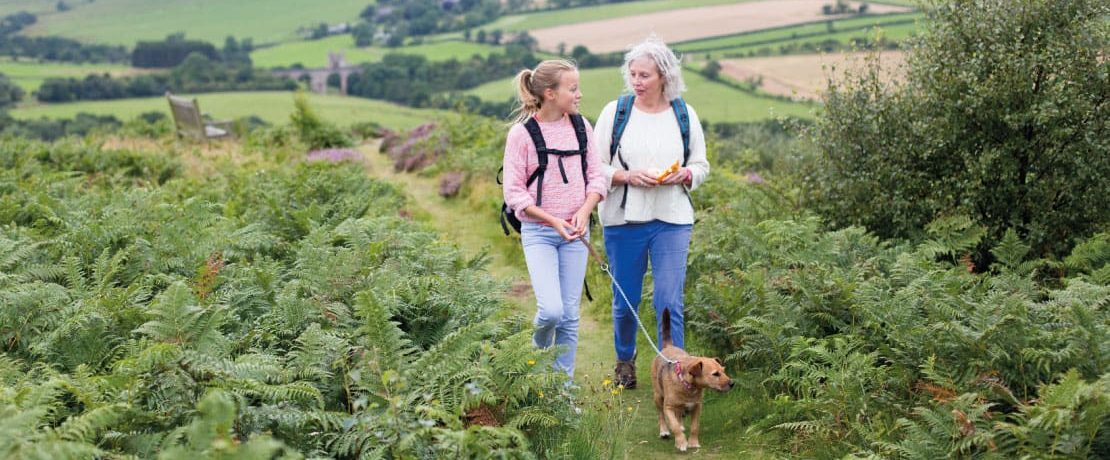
[289,92,352,150]
[0,72,23,108]
[806,0,1110,261]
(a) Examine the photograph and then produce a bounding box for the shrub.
[289,92,352,150]
[807,0,1110,261]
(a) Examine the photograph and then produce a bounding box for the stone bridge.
[272,52,363,95]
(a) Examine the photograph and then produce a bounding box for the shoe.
[613,359,637,389]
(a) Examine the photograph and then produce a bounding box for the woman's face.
[546,69,582,115]
[628,57,663,99]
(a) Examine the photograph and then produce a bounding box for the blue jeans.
[604,221,693,362]
[521,222,588,378]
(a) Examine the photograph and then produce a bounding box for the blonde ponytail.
[509,59,577,125]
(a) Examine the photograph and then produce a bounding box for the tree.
[0,72,23,108]
[702,60,721,81]
[808,0,1109,260]
[353,23,374,47]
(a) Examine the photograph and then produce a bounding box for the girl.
[502,60,607,378]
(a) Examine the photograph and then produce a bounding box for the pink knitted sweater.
[502,115,608,223]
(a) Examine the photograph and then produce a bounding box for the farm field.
[474,0,749,34]
[465,66,815,122]
[528,0,913,53]
[251,37,503,69]
[675,12,921,58]
[720,51,907,100]
[0,0,56,16]
[9,91,440,129]
[19,0,367,46]
[0,58,146,92]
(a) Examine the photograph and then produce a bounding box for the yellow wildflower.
[527,359,536,366]
[602,379,612,387]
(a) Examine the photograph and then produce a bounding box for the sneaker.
[613,359,637,390]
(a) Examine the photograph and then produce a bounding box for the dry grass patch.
[530,0,911,53]
[720,50,906,100]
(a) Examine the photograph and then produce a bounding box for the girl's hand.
[660,167,692,185]
[571,208,591,237]
[550,217,579,241]
[626,169,659,188]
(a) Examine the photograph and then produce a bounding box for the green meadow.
[20,0,367,46]
[0,0,56,16]
[10,91,441,129]
[465,66,815,123]
[251,37,504,69]
[0,58,144,92]
[676,12,922,58]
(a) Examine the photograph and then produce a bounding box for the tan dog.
[651,308,734,452]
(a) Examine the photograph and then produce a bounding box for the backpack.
[610,95,691,208]
[497,114,589,235]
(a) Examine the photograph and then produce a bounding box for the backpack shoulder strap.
[570,114,589,187]
[569,113,588,152]
[670,97,691,166]
[523,117,547,154]
[610,95,635,161]
[522,117,549,205]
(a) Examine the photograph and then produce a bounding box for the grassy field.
[0,58,147,92]
[0,0,57,16]
[19,0,366,46]
[675,12,921,56]
[251,37,504,69]
[465,66,815,122]
[9,91,441,129]
[695,22,919,60]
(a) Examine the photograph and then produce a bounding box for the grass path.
[359,144,774,458]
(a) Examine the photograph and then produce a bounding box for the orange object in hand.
[656,161,681,182]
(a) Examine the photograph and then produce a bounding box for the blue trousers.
[604,221,693,362]
[521,222,588,378]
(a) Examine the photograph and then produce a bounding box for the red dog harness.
[672,361,694,391]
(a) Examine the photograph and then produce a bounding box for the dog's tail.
[660,308,672,348]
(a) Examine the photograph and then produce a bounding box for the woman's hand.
[549,217,580,241]
[659,167,692,185]
[571,207,591,237]
[625,169,659,188]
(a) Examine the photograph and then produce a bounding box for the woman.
[593,37,710,389]
[502,59,607,378]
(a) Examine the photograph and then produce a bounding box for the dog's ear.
[712,357,723,366]
[688,360,704,378]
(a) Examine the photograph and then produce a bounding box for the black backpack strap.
[570,114,589,188]
[499,203,512,235]
[671,97,691,166]
[522,118,549,206]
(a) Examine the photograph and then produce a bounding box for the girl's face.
[628,57,663,99]
[545,69,581,115]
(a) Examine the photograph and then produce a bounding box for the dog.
[651,308,734,452]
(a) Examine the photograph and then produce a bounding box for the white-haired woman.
[593,37,709,389]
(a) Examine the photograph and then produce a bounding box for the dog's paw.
[676,439,688,452]
[659,430,671,439]
[689,441,701,449]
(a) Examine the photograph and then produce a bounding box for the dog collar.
[673,361,694,391]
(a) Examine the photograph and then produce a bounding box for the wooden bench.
[165,92,233,141]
